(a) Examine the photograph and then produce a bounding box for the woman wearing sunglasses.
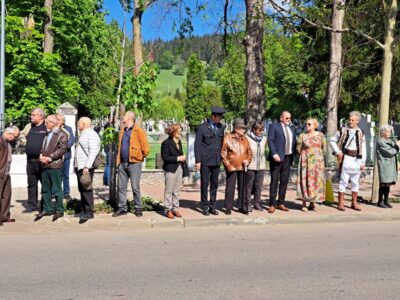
[296,118,326,211]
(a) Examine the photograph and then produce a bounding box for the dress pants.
[269,155,292,207]
[0,175,11,221]
[245,170,265,209]
[62,158,71,197]
[77,168,95,217]
[41,168,64,213]
[224,171,245,211]
[118,162,142,212]
[164,165,183,211]
[200,165,220,210]
[26,157,41,209]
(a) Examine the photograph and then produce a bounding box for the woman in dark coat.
[376,124,400,208]
[161,123,189,218]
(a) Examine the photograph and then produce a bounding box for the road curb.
[6,211,400,232]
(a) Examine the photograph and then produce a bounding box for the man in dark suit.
[194,106,226,216]
[267,110,296,213]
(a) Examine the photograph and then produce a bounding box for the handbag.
[78,143,105,169]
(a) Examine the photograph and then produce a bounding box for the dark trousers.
[269,155,292,206]
[77,168,95,216]
[26,158,41,209]
[41,168,64,213]
[0,175,11,221]
[224,171,245,210]
[200,165,220,210]
[103,152,111,186]
[245,170,265,208]
[62,158,71,196]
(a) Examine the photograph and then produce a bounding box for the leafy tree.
[159,50,175,70]
[202,85,223,108]
[122,62,159,119]
[155,96,185,121]
[206,61,219,81]
[5,15,80,120]
[185,54,206,129]
[172,64,185,76]
[215,44,246,121]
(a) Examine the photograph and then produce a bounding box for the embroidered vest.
[337,127,363,159]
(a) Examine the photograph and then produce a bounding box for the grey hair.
[125,111,135,122]
[3,127,15,134]
[349,111,361,120]
[32,108,45,118]
[379,124,393,135]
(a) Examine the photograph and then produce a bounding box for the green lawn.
[155,69,215,96]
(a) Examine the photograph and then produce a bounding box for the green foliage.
[206,61,219,81]
[5,16,81,120]
[215,43,246,121]
[159,50,175,70]
[101,126,119,146]
[127,196,164,212]
[185,54,207,129]
[122,62,159,117]
[202,85,223,108]
[155,97,185,121]
[172,64,186,76]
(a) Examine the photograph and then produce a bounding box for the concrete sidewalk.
[5,180,400,233]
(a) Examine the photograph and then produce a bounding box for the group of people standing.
[161,107,399,219]
[0,106,398,225]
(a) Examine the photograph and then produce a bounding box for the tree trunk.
[326,0,345,139]
[371,0,398,202]
[244,0,265,126]
[43,0,54,53]
[133,4,144,74]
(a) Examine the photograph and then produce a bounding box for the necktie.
[284,126,291,155]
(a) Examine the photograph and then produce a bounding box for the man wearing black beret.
[194,106,226,216]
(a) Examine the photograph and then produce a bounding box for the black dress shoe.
[225,209,231,215]
[202,209,210,216]
[0,222,3,226]
[79,214,94,224]
[34,211,52,222]
[384,201,393,208]
[22,208,38,214]
[52,212,64,222]
[135,211,143,217]
[209,208,219,215]
[112,210,128,217]
[254,203,264,211]
[238,208,249,215]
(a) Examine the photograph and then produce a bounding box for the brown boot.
[337,192,345,211]
[166,210,174,219]
[351,192,361,211]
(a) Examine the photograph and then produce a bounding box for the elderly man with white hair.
[330,111,366,211]
[74,117,100,223]
[376,124,400,208]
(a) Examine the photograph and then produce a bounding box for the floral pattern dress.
[296,131,326,202]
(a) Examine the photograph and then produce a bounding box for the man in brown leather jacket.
[221,119,252,215]
[35,115,68,222]
[0,127,19,226]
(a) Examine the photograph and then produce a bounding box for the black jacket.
[161,137,189,177]
[194,120,225,166]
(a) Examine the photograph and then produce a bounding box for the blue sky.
[102,0,245,41]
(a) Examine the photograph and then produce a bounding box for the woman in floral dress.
[296,118,326,211]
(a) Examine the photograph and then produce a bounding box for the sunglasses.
[285,117,291,120]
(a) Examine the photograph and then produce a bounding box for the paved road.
[1,222,400,299]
